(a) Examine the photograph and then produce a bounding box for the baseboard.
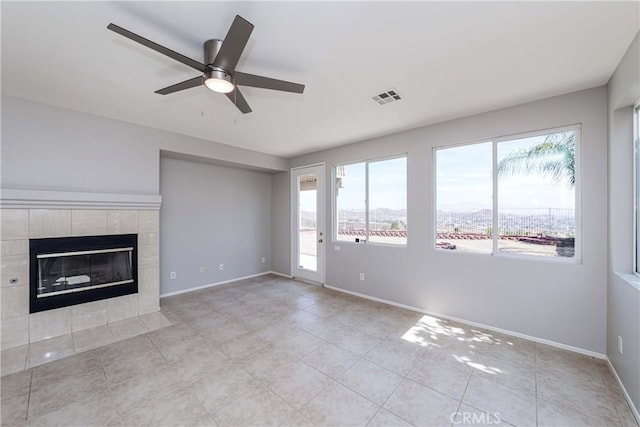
[159,271,271,298]
[267,270,326,287]
[269,270,292,279]
[607,357,640,425]
[323,284,606,359]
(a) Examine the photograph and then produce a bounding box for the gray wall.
[1,96,159,194]
[1,95,284,300]
[607,32,640,413]
[1,96,287,195]
[159,157,271,295]
[271,171,291,275]
[276,87,609,354]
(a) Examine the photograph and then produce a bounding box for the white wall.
[159,157,272,295]
[1,96,287,196]
[275,87,608,354]
[607,32,640,414]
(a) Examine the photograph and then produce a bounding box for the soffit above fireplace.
[0,189,162,210]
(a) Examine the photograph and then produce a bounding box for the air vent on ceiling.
[372,90,402,105]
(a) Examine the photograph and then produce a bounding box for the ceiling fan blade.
[234,71,305,94]
[107,23,207,72]
[225,88,252,114]
[212,15,254,72]
[155,76,203,95]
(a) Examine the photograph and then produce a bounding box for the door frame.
[290,163,326,284]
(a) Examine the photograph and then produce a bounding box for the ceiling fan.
[107,15,305,114]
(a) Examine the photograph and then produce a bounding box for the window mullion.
[635,105,640,274]
[365,161,370,243]
[492,140,499,255]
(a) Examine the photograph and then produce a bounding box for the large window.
[436,126,578,259]
[335,155,407,246]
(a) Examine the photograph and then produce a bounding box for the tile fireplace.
[1,198,161,351]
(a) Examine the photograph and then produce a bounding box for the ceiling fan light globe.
[205,77,234,93]
[204,69,234,93]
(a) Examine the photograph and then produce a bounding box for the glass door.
[291,164,325,283]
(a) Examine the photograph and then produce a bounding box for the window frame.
[433,124,581,263]
[634,103,640,275]
[333,153,408,248]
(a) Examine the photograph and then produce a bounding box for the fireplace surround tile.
[73,325,116,353]
[71,210,108,236]
[139,267,160,315]
[1,285,28,319]
[107,294,139,323]
[139,288,160,316]
[0,239,28,257]
[1,315,29,350]
[27,334,75,368]
[1,205,160,352]
[29,209,72,238]
[72,300,108,332]
[138,232,159,246]
[109,317,149,341]
[137,211,159,233]
[0,254,28,288]
[30,307,72,342]
[139,244,159,269]
[0,344,28,376]
[139,267,159,292]
[107,210,137,234]
[0,209,28,240]
[140,311,172,331]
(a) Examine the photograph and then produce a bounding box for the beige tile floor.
[1,274,638,426]
[1,312,173,377]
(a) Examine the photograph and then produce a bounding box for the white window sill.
[615,272,640,292]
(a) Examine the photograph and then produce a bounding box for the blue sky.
[301,132,575,215]
[337,157,407,211]
[437,134,575,211]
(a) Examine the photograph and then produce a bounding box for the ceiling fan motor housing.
[204,39,224,68]
[203,39,233,92]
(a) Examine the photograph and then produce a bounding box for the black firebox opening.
[29,234,138,313]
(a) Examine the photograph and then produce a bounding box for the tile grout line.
[354,333,426,426]
[454,357,475,421]
[365,407,384,427]
[227,319,335,423]
[24,367,33,423]
[247,303,388,425]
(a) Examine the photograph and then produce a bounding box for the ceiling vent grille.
[372,90,401,105]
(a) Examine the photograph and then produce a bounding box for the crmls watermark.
[451,411,502,425]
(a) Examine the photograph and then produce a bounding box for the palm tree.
[497,131,575,187]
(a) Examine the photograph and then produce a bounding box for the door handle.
[318,239,323,243]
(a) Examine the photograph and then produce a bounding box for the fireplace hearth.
[29,234,138,313]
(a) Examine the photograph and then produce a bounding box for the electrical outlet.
[618,336,623,354]
[359,273,365,281]
[199,266,204,274]
[170,272,176,279]
[219,264,224,271]
[261,257,266,264]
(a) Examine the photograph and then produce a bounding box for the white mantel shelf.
[0,188,162,210]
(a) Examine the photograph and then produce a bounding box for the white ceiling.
[2,2,638,158]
